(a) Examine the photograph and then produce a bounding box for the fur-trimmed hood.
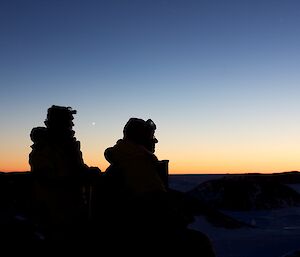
[104,139,166,194]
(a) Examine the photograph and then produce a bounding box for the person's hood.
[104,139,157,165]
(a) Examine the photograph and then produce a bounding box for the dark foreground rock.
[0,172,250,244]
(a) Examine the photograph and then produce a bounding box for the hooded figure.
[104,118,166,195]
[100,118,215,256]
[102,119,182,240]
[29,105,93,242]
[29,105,87,178]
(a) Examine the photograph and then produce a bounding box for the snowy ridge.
[169,173,300,257]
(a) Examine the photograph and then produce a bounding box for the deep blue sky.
[1,0,300,173]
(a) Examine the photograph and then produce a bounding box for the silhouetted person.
[102,118,215,255]
[104,118,166,194]
[29,106,87,177]
[29,105,100,243]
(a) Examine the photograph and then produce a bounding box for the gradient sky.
[1,0,300,174]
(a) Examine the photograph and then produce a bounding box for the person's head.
[44,105,77,131]
[123,118,158,153]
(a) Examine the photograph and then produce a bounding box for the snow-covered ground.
[169,174,300,257]
[191,214,300,257]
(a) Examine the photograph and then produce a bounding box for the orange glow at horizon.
[3,154,300,175]
[2,134,300,174]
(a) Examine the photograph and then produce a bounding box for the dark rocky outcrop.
[0,172,33,215]
[281,250,300,257]
[188,173,300,211]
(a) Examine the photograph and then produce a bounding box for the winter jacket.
[104,139,167,195]
[28,127,89,238]
[29,128,87,178]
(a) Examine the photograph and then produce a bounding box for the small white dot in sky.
[92,122,96,126]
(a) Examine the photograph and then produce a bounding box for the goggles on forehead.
[146,119,156,130]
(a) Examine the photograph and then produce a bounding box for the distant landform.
[169,171,300,210]
[1,170,300,213]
